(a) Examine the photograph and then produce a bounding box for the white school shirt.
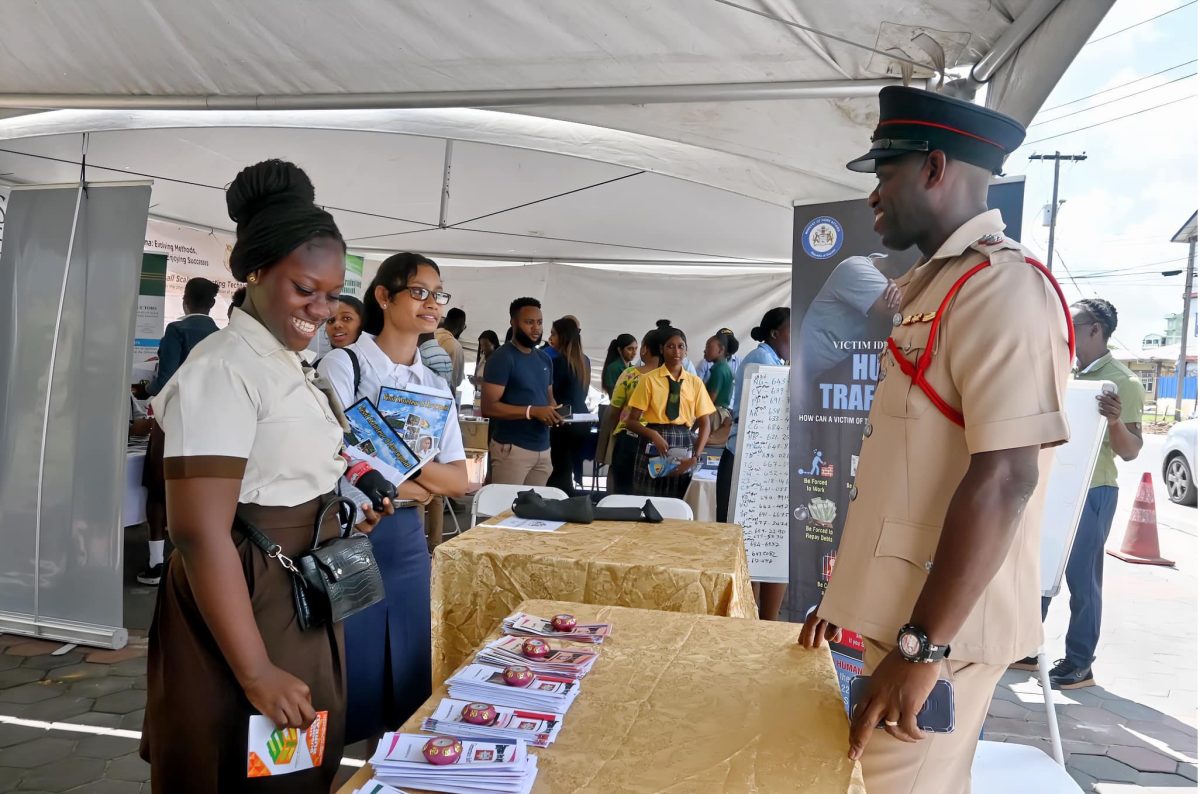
[318,333,467,465]
[150,308,346,506]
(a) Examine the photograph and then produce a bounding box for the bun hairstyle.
[642,327,665,361]
[363,252,440,336]
[716,327,740,358]
[751,307,790,343]
[226,159,344,282]
[182,277,220,314]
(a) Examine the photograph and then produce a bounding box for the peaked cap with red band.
[847,86,1026,175]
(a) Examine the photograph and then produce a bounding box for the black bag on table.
[511,490,663,524]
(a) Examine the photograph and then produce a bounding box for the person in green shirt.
[602,333,638,397]
[703,334,736,412]
[1023,298,1145,690]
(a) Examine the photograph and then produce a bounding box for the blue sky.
[1007,0,1198,352]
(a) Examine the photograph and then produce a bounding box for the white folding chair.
[971,741,1082,793]
[597,494,694,521]
[470,484,568,527]
[1036,646,1066,765]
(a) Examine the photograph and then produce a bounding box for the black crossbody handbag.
[235,494,385,631]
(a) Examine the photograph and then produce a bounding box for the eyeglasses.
[400,286,452,305]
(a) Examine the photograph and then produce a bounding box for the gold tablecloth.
[430,517,757,682]
[340,600,864,794]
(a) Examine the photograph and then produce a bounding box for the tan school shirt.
[151,308,346,507]
[818,209,1072,665]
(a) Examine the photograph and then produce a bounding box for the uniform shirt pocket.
[879,325,932,420]
[874,518,940,574]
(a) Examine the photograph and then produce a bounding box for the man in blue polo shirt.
[482,297,564,485]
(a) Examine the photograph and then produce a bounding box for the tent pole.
[971,0,1065,83]
[0,79,900,111]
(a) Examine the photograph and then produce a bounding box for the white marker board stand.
[1039,380,1113,597]
[729,364,790,583]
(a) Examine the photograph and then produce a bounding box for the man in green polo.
[1014,297,1145,688]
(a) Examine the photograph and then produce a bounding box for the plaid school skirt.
[631,423,694,499]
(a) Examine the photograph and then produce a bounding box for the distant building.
[1143,332,1168,348]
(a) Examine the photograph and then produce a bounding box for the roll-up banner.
[0,181,152,649]
[788,177,1026,701]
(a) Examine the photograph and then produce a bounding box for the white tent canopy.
[0,0,1114,364]
[0,1,1114,235]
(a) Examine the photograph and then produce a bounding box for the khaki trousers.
[489,440,552,487]
[860,639,1005,794]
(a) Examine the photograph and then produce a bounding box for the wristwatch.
[896,624,950,664]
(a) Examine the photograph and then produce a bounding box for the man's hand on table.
[847,648,940,760]
[797,610,841,648]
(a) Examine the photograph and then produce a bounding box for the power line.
[1072,256,1192,276]
[1022,94,1195,147]
[1086,1,1197,45]
[1040,59,1197,112]
[1030,72,1195,127]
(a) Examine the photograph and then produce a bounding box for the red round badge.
[551,614,577,632]
[461,702,499,726]
[503,665,536,687]
[422,736,463,765]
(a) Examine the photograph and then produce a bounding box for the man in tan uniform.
[799,86,1073,792]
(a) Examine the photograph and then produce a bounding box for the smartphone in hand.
[848,676,955,733]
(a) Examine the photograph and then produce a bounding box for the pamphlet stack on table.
[476,636,599,679]
[502,612,613,644]
[370,733,538,794]
[422,698,563,748]
[338,599,865,794]
[446,663,582,713]
[349,779,406,794]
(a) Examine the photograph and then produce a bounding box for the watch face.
[899,631,923,658]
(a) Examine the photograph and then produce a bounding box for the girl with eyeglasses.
[317,252,467,744]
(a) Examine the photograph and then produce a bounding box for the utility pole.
[1175,236,1196,421]
[1029,151,1087,272]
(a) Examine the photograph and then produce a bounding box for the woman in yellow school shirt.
[624,326,715,499]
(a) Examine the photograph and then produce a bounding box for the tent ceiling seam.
[710,0,937,74]
[445,170,646,229]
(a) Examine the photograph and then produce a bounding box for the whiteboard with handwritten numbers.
[730,364,791,583]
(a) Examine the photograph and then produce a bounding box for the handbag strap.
[311,495,358,549]
[233,513,301,575]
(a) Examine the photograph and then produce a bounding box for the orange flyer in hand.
[246,710,329,777]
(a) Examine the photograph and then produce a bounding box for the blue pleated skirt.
[343,505,431,744]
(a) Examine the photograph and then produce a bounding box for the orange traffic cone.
[1107,472,1174,567]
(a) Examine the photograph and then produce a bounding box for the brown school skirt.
[140,497,346,793]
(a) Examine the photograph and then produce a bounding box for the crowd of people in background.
[127,154,795,794]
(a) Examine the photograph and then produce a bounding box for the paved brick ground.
[0,443,1192,791]
[982,434,1198,791]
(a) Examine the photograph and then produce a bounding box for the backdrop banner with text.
[787,178,1025,704]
